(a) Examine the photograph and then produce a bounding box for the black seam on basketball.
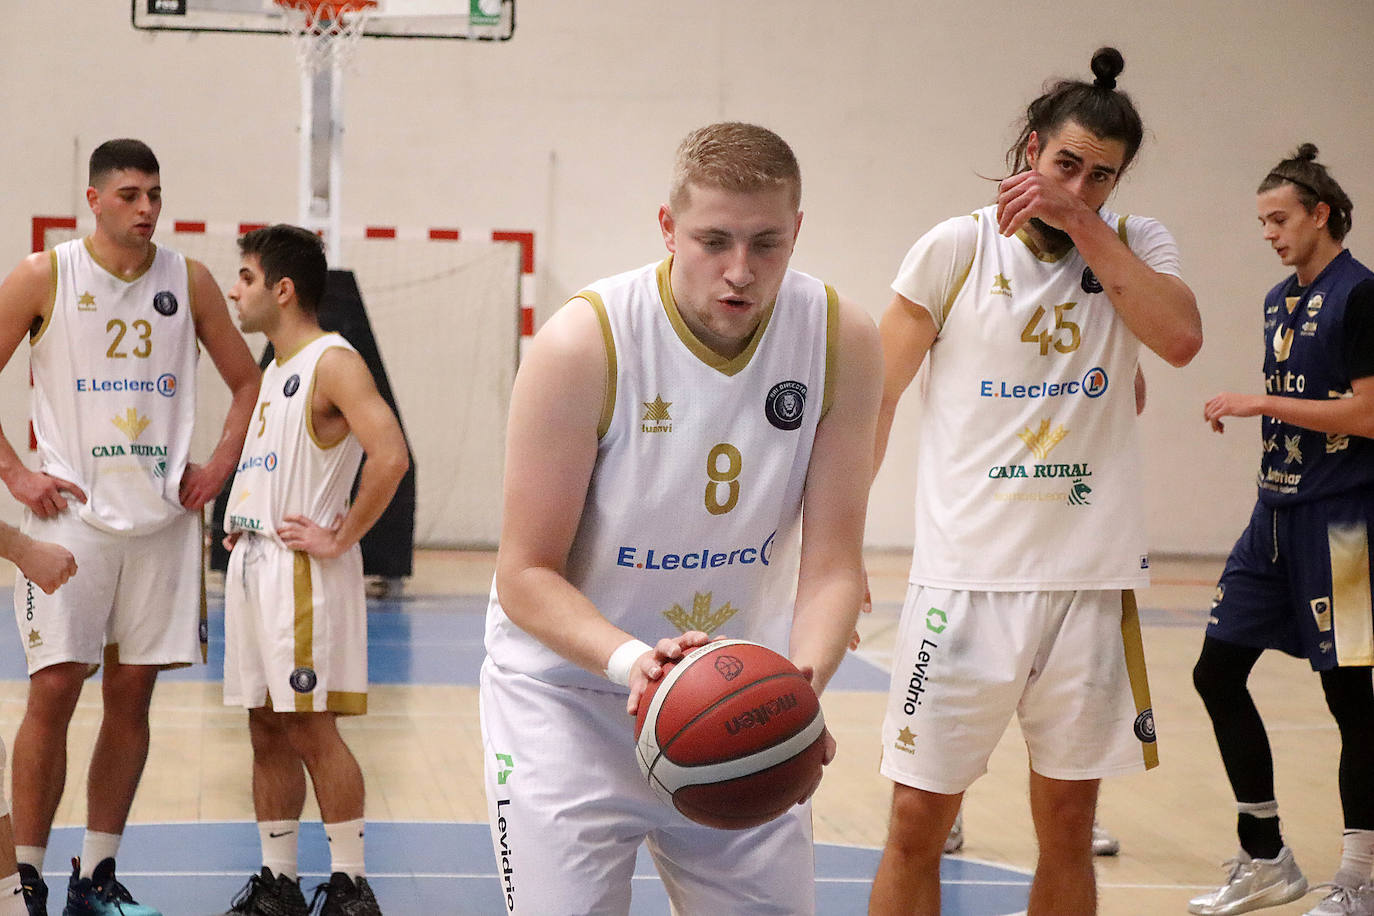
[655,671,812,764]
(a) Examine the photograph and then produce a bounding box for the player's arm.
[997,172,1202,366]
[873,293,938,478]
[0,254,87,516]
[181,259,260,510]
[0,522,76,594]
[790,296,882,694]
[493,298,705,710]
[1205,375,1374,437]
[276,347,409,557]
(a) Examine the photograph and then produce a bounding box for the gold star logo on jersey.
[27,629,42,648]
[642,396,671,422]
[1017,418,1068,460]
[641,395,673,434]
[77,291,97,311]
[662,592,738,635]
[112,407,151,441]
[894,726,916,754]
[990,274,1012,297]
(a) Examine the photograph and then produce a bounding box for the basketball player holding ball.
[480,122,881,915]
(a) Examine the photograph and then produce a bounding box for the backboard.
[131,0,514,40]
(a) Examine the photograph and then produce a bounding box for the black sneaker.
[61,857,161,916]
[18,863,46,916]
[221,868,308,916]
[308,873,381,916]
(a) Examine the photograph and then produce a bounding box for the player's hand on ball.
[626,631,712,716]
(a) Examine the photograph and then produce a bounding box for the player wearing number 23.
[480,122,881,915]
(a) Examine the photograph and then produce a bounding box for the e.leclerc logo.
[979,366,1108,401]
[76,373,178,398]
[238,452,278,473]
[617,530,776,571]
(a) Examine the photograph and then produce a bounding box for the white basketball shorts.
[880,585,1158,794]
[223,533,367,715]
[478,658,816,916]
[14,508,203,674]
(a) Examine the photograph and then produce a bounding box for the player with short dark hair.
[480,121,881,914]
[1194,145,1374,916]
[217,224,409,916]
[868,48,1202,916]
[0,137,261,916]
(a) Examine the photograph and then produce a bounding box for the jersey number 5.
[705,443,741,516]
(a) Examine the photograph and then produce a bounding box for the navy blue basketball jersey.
[1258,250,1374,504]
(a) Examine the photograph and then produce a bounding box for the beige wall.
[2,0,1372,554]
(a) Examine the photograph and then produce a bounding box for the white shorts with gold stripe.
[14,509,204,675]
[880,585,1157,794]
[224,533,367,715]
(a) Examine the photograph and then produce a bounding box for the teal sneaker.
[61,858,161,916]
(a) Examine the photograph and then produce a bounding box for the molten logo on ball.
[635,639,826,830]
[714,654,743,681]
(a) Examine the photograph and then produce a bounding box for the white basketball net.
[278,0,374,74]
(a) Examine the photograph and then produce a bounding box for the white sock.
[1334,828,1374,888]
[79,831,121,879]
[14,847,43,871]
[0,872,23,916]
[324,818,365,879]
[258,820,300,880]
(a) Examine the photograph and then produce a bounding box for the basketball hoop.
[275,0,377,74]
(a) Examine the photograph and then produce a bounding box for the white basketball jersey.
[892,206,1182,590]
[486,259,836,690]
[33,238,199,535]
[226,333,365,547]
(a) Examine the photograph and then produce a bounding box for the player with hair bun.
[1194,145,1374,916]
[868,48,1201,916]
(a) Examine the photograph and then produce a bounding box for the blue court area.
[0,593,1033,915]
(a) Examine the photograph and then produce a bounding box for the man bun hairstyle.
[237,224,329,316]
[89,139,160,187]
[669,121,801,213]
[1006,47,1144,176]
[1258,143,1354,242]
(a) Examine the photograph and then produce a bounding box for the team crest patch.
[1081,267,1103,294]
[1134,708,1156,743]
[153,291,178,316]
[764,380,806,431]
[1306,293,1324,316]
[283,374,301,397]
[289,666,317,693]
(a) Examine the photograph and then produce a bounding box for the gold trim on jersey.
[293,552,316,712]
[575,291,617,441]
[1329,522,1374,666]
[82,236,157,283]
[306,345,354,450]
[326,691,368,715]
[821,284,839,420]
[1119,590,1159,770]
[1014,227,1070,263]
[1116,215,1130,245]
[655,258,774,377]
[31,251,58,346]
[943,229,977,326]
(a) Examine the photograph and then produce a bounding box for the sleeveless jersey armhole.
[820,284,839,420]
[575,292,617,440]
[941,214,979,326]
[306,345,355,450]
[30,250,58,346]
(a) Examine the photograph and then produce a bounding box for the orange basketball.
[634,639,826,830]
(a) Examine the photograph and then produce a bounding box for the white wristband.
[604,638,653,687]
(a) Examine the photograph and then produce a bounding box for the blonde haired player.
[868,48,1202,916]
[481,122,881,915]
[0,138,261,916]
[220,225,408,916]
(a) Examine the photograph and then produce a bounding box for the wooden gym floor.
[0,550,1345,915]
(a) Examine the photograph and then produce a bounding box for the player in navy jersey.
[1194,145,1374,916]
